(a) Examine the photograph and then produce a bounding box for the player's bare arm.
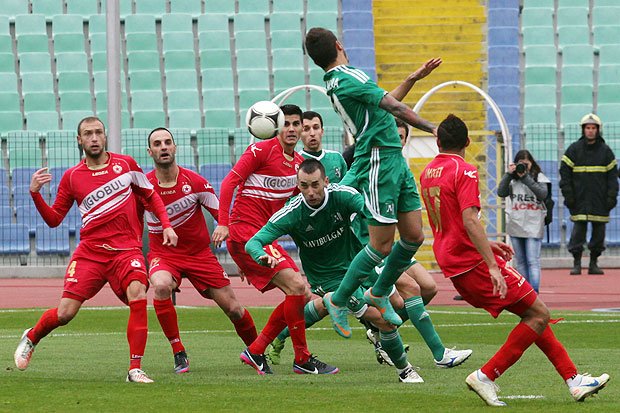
[462,206,508,299]
[389,57,442,102]
[212,225,229,247]
[30,168,53,193]
[162,227,178,247]
[379,94,437,136]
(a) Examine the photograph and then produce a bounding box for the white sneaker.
[435,347,473,368]
[398,364,424,383]
[465,370,507,407]
[126,368,154,383]
[14,328,35,371]
[366,329,394,366]
[569,373,610,402]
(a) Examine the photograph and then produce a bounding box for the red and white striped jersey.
[145,166,219,256]
[219,137,303,242]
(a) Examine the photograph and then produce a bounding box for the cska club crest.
[113,164,123,174]
[182,184,191,194]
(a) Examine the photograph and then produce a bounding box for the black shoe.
[588,262,604,275]
[293,355,339,375]
[174,350,190,374]
[453,295,464,301]
[240,348,273,375]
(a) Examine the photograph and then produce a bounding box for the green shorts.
[346,147,421,225]
[312,280,367,317]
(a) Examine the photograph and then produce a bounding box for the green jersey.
[300,149,348,183]
[323,64,401,157]
[245,184,364,288]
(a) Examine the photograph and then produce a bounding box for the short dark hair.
[437,114,468,151]
[394,118,409,135]
[514,149,542,181]
[303,110,323,127]
[342,144,355,169]
[281,104,303,119]
[77,116,105,136]
[147,127,175,148]
[305,27,338,70]
[298,158,326,179]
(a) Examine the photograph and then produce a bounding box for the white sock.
[477,369,494,384]
[566,374,582,387]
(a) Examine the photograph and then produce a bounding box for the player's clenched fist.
[211,225,229,248]
[30,167,53,193]
[162,227,178,247]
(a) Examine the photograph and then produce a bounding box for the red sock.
[248,301,287,355]
[284,295,311,365]
[231,309,258,346]
[28,308,61,345]
[481,322,540,379]
[153,298,185,354]
[535,326,578,380]
[127,299,148,370]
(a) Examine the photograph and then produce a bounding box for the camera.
[515,163,527,174]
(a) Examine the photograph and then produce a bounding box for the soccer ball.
[246,101,284,140]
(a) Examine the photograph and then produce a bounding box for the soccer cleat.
[569,373,610,402]
[173,350,190,374]
[398,364,424,383]
[267,337,285,365]
[240,348,273,375]
[363,289,402,326]
[366,329,394,366]
[14,328,35,371]
[435,347,473,368]
[465,370,507,407]
[126,368,154,383]
[322,292,352,338]
[293,355,339,375]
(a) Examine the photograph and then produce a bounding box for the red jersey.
[145,166,219,256]
[419,153,483,277]
[31,152,170,251]
[218,138,303,242]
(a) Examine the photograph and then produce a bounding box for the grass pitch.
[1,306,618,412]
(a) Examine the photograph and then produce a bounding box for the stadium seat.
[204,0,235,14]
[524,105,556,125]
[59,91,93,112]
[239,89,270,113]
[557,7,589,27]
[97,110,130,129]
[134,0,166,16]
[168,109,202,129]
[238,0,268,13]
[170,0,203,16]
[5,131,40,152]
[202,68,234,90]
[204,109,236,128]
[57,72,91,93]
[0,35,13,54]
[65,0,98,16]
[488,65,519,86]
[524,45,557,67]
[561,84,593,105]
[95,91,128,112]
[166,69,198,91]
[561,104,592,126]
[16,33,49,53]
[167,128,192,146]
[198,145,232,164]
[0,72,18,92]
[122,145,151,166]
[598,64,620,85]
[162,32,195,52]
[272,48,305,70]
[25,111,59,131]
[560,44,594,67]
[524,85,557,106]
[523,0,554,8]
[272,0,303,12]
[520,7,554,28]
[45,130,79,149]
[167,89,200,110]
[306,12,338,33]
[127,51,160,72]
[596,103,620,124]
[124,14,156,35]
[233,13,266,31]
[35,223,70,255]
[88,14,106,34]
[52,14,84,35]
[0,223,30,255]
[173,144,196,166]
[0,92,20,111]
[91,52,108,72]
[19,52,52,73]
[14,14,47,35]
[271,30,304,50]
[270,12,302,31]
[561,65,593,86]
[488,8,519,27]
[125,33,158,52]
[237,68,270,90]
[488,85,519,106]
[163,50,196,71]
[592,6,620,27]
[489,45,519,67]
[202,88,234,111]
[31,0,63,17]
[236,49,268,69]
[55,52,88,72]
[234,30,267,50]
[47,146,81,168]
[593,26,620,47]
[557,26,590,47]
[522,27,555,46]
[0,204,12,222]
[598,45,620,66]
[488,27,519,46]
[131,90,164,111]
[161,13,193,33]
[23,92,56,112]
[597,84,620,103]
[274,68,305,92]
[133,110,166,129]
[524,66,556,85]
[62,110,94,130]
[129,70,162,91]
[195,127,230,146]
[343,29,374,49]
[197,14,229,32]
[21,72,54,93]
[200,49,232,69]
[0,111,23,131]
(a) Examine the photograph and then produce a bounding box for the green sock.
[404,296,445,361]
[276,300,323,341]
[332,245,385,306]
[372,240,420,296]
[379,329,408,369]
[396,307,410,323]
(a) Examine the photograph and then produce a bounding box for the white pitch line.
[500,395,545,399]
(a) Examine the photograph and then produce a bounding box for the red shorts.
[147,249,230,296]
[62,244,148,304]
[450,259,536,318]
[227,239,299,292]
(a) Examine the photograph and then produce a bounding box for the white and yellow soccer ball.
[245,100,285,140]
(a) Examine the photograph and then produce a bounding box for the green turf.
[1,306,618,412]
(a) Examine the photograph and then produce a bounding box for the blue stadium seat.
[0,223,30,255]
[488,8,519,27]
[488,65,519,85]
[488,46,519,67]
[489,85,519,106]
[199,163,231,194]
[15,204,45,235]
[11,167,38,187]
[342,11,373,29]
[343,29,374,49]
[0,204,12,222]
[35,223,70,255]
[488,27,519,46]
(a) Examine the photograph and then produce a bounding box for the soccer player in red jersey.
[419,114,609,406]
[144,127,258,374]
[212,104,337,375]
[13,117,178,383]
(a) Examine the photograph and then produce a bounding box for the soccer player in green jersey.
[305,27,441,337]
[246,159,424,383]
[299,110,348,183]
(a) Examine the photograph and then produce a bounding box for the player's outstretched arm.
[30,168,72,227]
[245,225,281,267]
[389,57,442,102]
[379,93,437,136]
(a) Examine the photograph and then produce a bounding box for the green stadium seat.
[167,128,192,145]
[271,30,303,50]
[131,90,164,111]
[133,109,166,129]
[89,33,108,53]
[239,89,270,113]
[52,14,84,34]
[45,130,79,149]
[3,1,31,18]
[270,12,302,31]
[25,111,59,131]
[524,105,556,125]
[23,92,56,112]
[127,51,160,71]
[19,52,52,73]
[525,138,559,161]
[593,26,620,47]
[9,147,43,169]
[557,26,590,46]
[237,68,269,90]
[524,45,557,67]
[0,72,18,92]
[201,68,234,90]
[124,14,156,34]
[560,44,594,66]
[597,83,620,103]
[559,0,588,6]
[0,111,23,131]
[273,0,303,12]
[134,0,167,17]
[57,72,90,92]
[97,110,130,129]
[167,89,199,110]
[122,145,151,166]
[161,13,193,33]
[598,64,620,84]
[203,88,235,110]
[561,84,592,105]
[14,14,46,35]
[561,65,593,86]
[59,91,93,111]
[198,144,232,164]
[234,31,267,50]
[308,0,338,13]
[170,0,202,16]
[239,0,268,13]
[55,52,88,72]
[5,131,40,152]
[62,110,94,130]
[16,34,49,53]
[523,0,554,7]
[65,0,98,17]
[234,13,266,32]
[561,103,592,126]
[0,92,19,111]
[196,127,230,146]
[197,14,229,32]
[200,49,232,69]
[272,48,305,69]
[522,26,555,46]
[274,68,305,92]
[598,45,620,65]
[277,91,305,109]
[162,32,194,52]
[521,7,554,28]
[524,66,556,85]
[166,69,198,91]
[174,144,196,165]
[198,31,230,50]
[556,7,589,27]
[309,89,330,108]
[121,128,151,148]
[100,0,133,17]
[0,35,13,53]
[47,147,81,168]
[306,12,338,33]
[88,14,106,34]
[309,67,324,85]
[204,109,236,128]
[236,49,268,69]
[322,126,344,148]
[53,33,86,53]
[204,0,235,14]
[125,33,158,52]
[0,53,15,72]
[95,91,128,111]
[592,7,620,27]
[168,109,202,129]
[524,85,556,105]
[163,50,196,71]
[21,72,54,93]
[317,110,342,129]
[597,103,620,123]
[128,69,162,91]
[93,71,127,93]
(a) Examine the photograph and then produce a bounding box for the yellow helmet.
[580,113,602,127]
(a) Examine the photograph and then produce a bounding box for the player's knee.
[152,282,173,299]
[286,278,308,295]
[225,305,245,321]
[422,285,438,302]
[126,281,147,301]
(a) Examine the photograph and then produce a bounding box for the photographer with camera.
[498,150,550,293]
